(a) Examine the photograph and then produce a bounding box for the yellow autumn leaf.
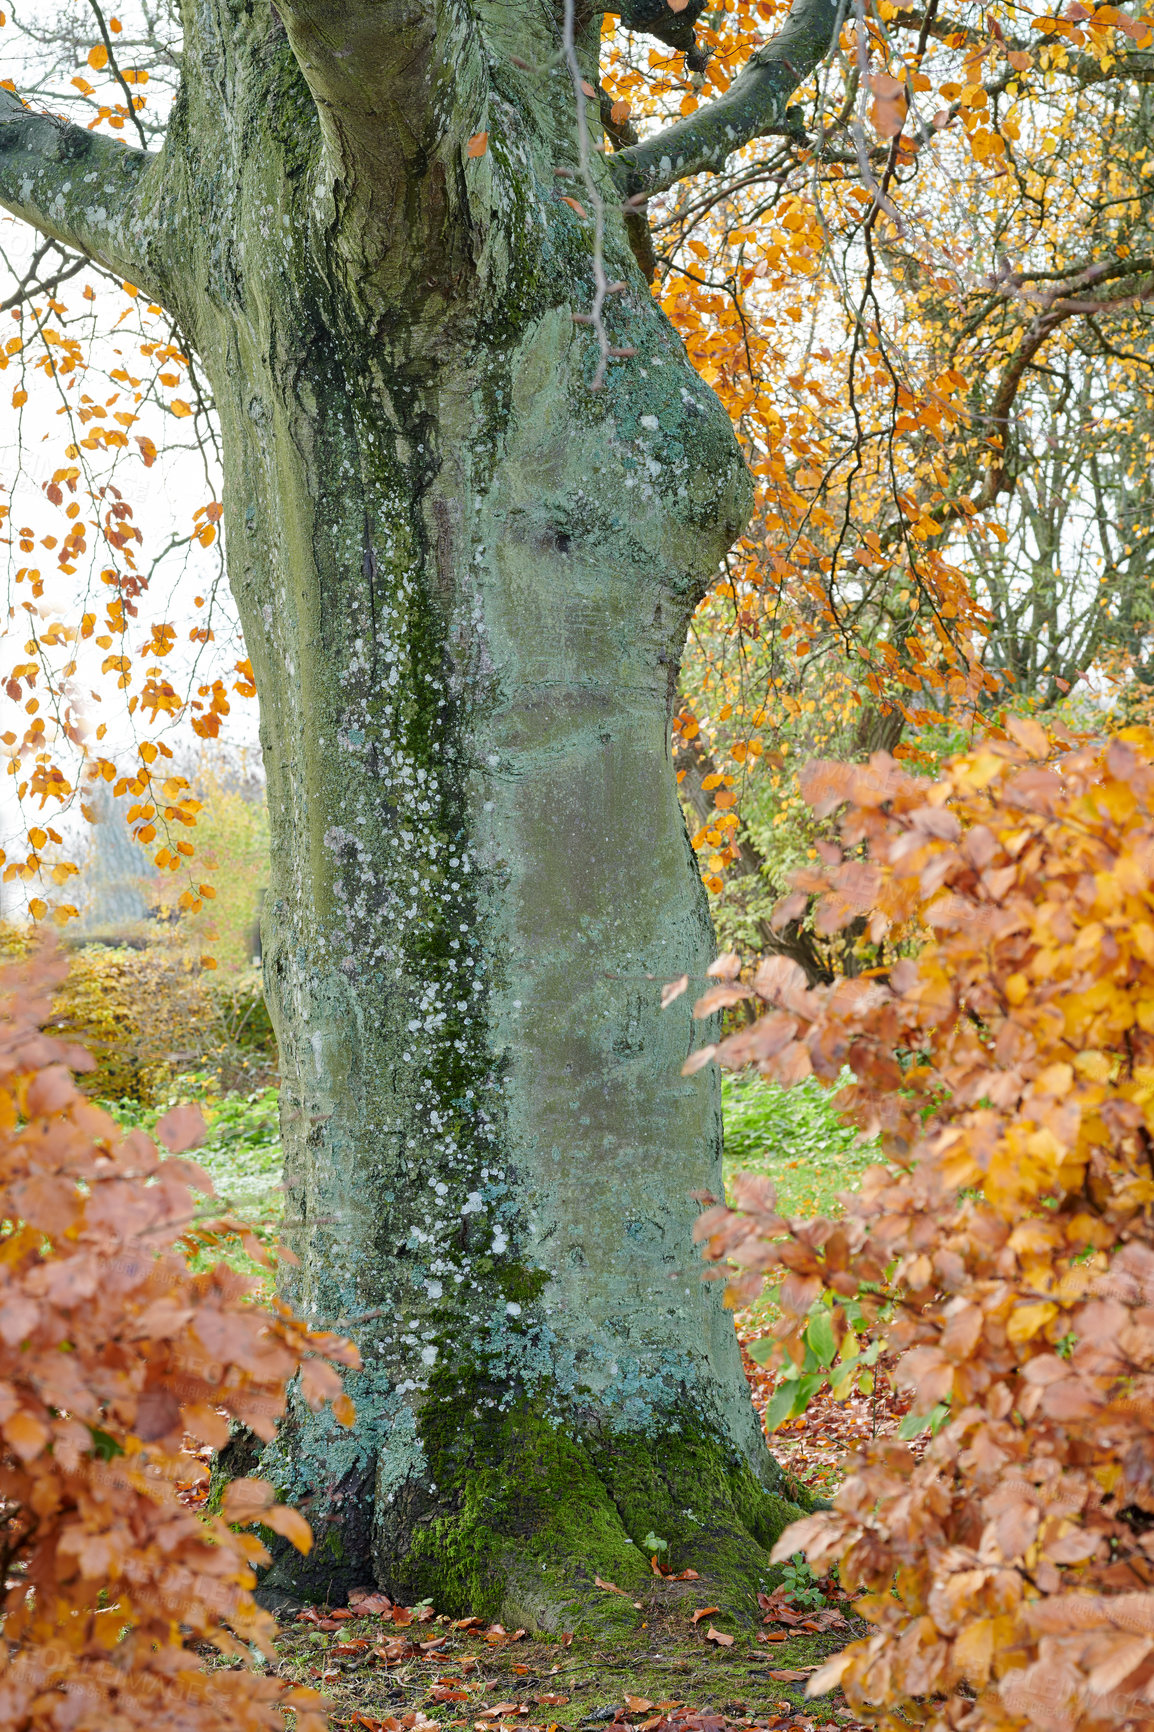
[1007,1302,1059,1344]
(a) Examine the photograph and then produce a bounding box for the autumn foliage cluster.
[696,724,1154,1731]
[0,945,358,1730]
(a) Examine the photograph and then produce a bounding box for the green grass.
[102,1070,873,1276]
[721,1070,877,1218]
[102,1078,283,1275]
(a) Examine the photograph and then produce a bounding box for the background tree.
[621,0,1154,918]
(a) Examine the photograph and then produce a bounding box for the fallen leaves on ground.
[739,1334,923,1500]
[756,1592,847,1634]
[281,1590,874,1732]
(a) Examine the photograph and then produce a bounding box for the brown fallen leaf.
[560,195,589,219]
[348,1590,393,1616]
[466,130,488,158]
[561,1633,574,1648]
[670,1569,700,1581]
[331,1639,370,1655]
[372,1639,417,1663]
[296,1608,343,1631]
[705,1625,734,1648]
[511,1664,529,1675]
[767,1669,810,1682]
[625,1698,654,1713]
[477,1705,526,1720]
[453,1615,484,1630]
[691,1606,721,1625]
[536,1695,569,1707]
[431,1686,470,1703]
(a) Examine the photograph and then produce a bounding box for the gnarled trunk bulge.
[0,0,843,1628]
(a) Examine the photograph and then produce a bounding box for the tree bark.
[0,0,838,1626]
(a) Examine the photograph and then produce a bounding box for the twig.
[87,0,149,153]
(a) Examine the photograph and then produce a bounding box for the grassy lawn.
[720,1073,876,1220]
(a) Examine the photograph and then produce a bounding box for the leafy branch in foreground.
[0,943,359,1731]
[694,724,1154,1730]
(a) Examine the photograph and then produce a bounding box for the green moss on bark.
[372,1373,809,1631]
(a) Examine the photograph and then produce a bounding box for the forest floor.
[258,1575,873,1732]
[243,1337,917,1732]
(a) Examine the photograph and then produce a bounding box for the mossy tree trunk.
[0,0,840,1628]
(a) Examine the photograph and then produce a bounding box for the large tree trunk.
[0,0,834,1629]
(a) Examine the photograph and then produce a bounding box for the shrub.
[695,724,1154,1731]
[0,942,358,1730]
[0,930,277,1102]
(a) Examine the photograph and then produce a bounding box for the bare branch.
[87,0,149,152]
[887,8,1154,82]
[611,0,845,201]
[0,87,167,300]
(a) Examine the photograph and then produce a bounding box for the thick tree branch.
[0,88,165,300]
[610,0,844,200]
[607,0,709,60]
[273,2,444,219]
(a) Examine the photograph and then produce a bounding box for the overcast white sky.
[0,1,261,919]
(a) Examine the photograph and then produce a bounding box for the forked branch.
[273,1,445,208]
[611,0,845,200]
